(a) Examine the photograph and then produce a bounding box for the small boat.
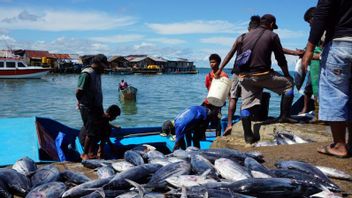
[119,86,138,101]
[0,117,219,165]
[0,58,50,79]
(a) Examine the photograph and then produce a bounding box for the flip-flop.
[317,144,350,158]
[223,127,232,136]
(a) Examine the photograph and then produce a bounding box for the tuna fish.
[214,158,252,181]
[165,170,217,188]
[0,178,12,198]
[104,164,162,190]
[149,158,171,166]
[131,144,156,159]
[81,159,111,169]
[190,154,218,178]
[169,149,190,159]
[147,161,191,188]
[200,148,264,164]
[62,177,112,198]
[81,189,126,198]
[61,170,91,184]
[0,168,31,196]
[274,132,309,145]
[31,165,60,188]
[316,165,352,181]
[244,157,273,178]
[124,179,165,198]
[80,189,107,198]
[25,182,67,198]
[254,141,278,147]
[124,150,145,166]
[146,150,165,160]
[169,185,255,198]
[228,178,322,198]
[294,58,306,90]
[275,160,332,182]
[167,157,185,163]
[97,166,115,179]
[12,156,37,176]
[270,169,341,192]
[111,161,135,172]
[186,146,200,152]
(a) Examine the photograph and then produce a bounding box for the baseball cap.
[261,14,278,29]
[161,120,175,136]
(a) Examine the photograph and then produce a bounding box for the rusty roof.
[51,53,71,59]
[24,50,55,59]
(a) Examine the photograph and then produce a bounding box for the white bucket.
[207,77,231,107]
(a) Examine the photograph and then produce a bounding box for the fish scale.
[147,161,191,188]
[25,182,67,198]
[104,163,162,190]
[190,154,218,178]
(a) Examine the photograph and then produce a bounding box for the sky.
[0,0,318,69]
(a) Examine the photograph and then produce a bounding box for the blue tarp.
[0,117,39,166]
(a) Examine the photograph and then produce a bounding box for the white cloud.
[0,34,16,42]
[147,38,186,45]
[146,20,245,35]
[276,29,306,39]
[91,34,144,43]
[200,37,236,46]
[0,8,136,31]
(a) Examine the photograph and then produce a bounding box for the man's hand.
[302,42,316,73]
[296,49,305,58]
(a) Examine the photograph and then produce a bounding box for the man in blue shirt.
[162,105,220,151]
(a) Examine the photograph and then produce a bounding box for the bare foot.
[80,154,89,161]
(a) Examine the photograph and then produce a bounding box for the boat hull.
[119,86,137,100]
[0,69,50,79]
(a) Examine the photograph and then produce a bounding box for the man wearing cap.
[162,105,220,151]
[76,54,108,160]
[234,14,294,144]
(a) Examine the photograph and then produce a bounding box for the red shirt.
[203,70,228,105]
[205,70,228,90]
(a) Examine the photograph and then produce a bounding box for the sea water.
[0,68,295,128]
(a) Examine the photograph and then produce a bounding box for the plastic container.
[207,77,231,107]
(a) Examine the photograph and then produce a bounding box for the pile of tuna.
[1,145,351,198]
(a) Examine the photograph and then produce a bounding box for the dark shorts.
[79,106,104,138]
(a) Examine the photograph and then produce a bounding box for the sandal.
[317,144,350,158]
[223,126,232,136]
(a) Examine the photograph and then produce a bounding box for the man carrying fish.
[302,0,352,158]
[162,105,220,151]
[76,54,109,160]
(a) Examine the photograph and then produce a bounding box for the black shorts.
[79,106,103,138]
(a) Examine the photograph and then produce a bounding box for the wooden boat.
[119,86,137,101]
[0,116,230,165]
[0,58,50,79]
